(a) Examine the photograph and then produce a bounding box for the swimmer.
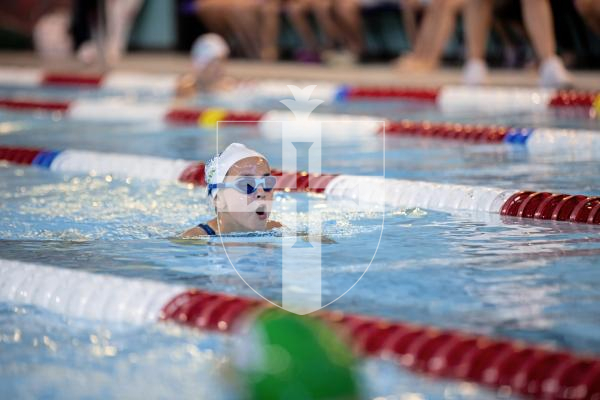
[175,33,235,97]
[181,143,282,237]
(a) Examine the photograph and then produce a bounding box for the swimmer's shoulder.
[180,227,205,238]
[267,220,283,229]
[180,221,217,238]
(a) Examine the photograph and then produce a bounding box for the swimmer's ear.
[214,194,227,211]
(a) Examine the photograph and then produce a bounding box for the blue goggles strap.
[207,183,218,196]
[208,177,276,196]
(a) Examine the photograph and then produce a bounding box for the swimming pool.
[1,71,599,399]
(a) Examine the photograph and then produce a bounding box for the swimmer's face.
[215,157,273,232]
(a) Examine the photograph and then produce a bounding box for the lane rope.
[1,97,599,152]
[0,67,598,112]
[0,259,598,400]
[1,145,598,225]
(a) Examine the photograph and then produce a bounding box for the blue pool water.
[1,82,600,399]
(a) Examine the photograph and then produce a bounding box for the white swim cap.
[191,33,229,71]
[205,143,267,198]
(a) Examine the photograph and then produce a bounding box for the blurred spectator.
[395,0,464,72]
[189,0,360,64]
[330,0,365,62]
[398,0,424,48]
[285,0,363,63]
[191,0,230,42]
[104,0,144,64]
[574,0,600,35]
[33,7,73,63]
[31,0,143,67]
[0,1,71,61]
[0,1,69,38]
[490,9,533,69]
[462,0,572,87]
[285,0,327,62]
[70,0,143,66]
[260,0,281,60]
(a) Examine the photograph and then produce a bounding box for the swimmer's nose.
[256,186,266,198]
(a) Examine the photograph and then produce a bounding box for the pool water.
[1,81,600,399]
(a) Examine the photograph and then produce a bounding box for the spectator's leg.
[520,0,554,60]
[196,0,232,40]
[229,0,262,58]
[400,0,421,48]
[105,0,144,65]
[520,0,572,86]
[260,0,281,60]
[396,0,463,72]
[332,0,364,56]
[491,19,517,67]
[286,0,320,53]
[420,0,463,64]
[310,0,342,50]
[462,0,493,84]
[465,0,493,60]
[574,0,600,34]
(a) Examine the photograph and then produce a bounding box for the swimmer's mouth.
[256,205,268,220]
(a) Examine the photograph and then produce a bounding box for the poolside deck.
[1,50,600,90]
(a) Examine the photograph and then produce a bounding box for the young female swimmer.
[176,33,234,98]
[181,143,282,237]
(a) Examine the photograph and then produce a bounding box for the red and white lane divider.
[1,259,599,400]
[1,97,599,151]
[0,259,184,325]
[0,67,179,92]
[1,145,599,225]
[1,67,599,113]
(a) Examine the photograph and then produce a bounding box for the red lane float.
[343,87,439,102]
[176,163,338,192]
[164,109,203,124]
[178,162,206,185]
[0,146,42,165]
[384,120,509,143]
[220,110,264,124]
[165,108,264,126]
[161,289,600,400]
[42,73,103,87]
[271,169,338,193]
[0,99,70,112]
[549,90,599,108]
[501,191,600,224]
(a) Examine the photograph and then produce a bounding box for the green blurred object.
[129,0,176,49]
[237,309,360,400]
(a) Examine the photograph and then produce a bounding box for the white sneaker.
[539,56,573,88]
[462,59,489,86]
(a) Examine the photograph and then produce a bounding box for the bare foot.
[261,47,279,61]
[394,54,437,73]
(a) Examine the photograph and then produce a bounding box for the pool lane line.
[0,66,599,112]
[0,98,70,112]
[1,145,599,225]
[0,258,599,400]
[1,97,600,149]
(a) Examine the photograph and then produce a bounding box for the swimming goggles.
[208,176,277,196]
